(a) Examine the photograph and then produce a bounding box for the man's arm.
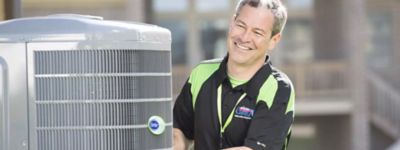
[223,146,252,150]
[173,128,193,150]
[244,78,295,150]
[173,79,195,149]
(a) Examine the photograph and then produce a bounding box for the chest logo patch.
[234,106,254,120]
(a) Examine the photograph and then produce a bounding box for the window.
[286,0,313,9]
[200,20,229,59]
[277,20,313,64]
[367,12,393,70]
[156,20,188,64]
[153,0,187,12]
[196,0,229,12]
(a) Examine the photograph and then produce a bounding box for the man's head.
[227,0,287,67]
[235,0,287,37]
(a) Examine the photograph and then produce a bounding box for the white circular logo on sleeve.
[148,116,165,135]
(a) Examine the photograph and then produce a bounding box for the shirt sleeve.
[173,79,195,140]
[244,82,295,150]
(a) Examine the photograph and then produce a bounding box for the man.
[173,0,295,149]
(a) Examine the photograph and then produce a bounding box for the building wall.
[22,0,145,21]
[366,0,400,89]
[370,124,396,150]
[313,0,346,60]
[0,0,4,20]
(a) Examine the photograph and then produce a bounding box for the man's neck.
[227,60,264,81]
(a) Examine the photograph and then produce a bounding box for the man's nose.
[239,30,252,42]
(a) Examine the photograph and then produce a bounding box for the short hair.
[235,0,288,36]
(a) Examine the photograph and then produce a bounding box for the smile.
[234,42,252,50]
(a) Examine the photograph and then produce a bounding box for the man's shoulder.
[256,65,295,109]
[199,58,223,64]
[269,66,293,88]
[188,58,223,84]
[268,66,295,114]
[191,58,223,73]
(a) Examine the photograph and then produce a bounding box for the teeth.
[235,42,251,50]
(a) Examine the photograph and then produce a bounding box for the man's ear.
[228,16,236,32]
[268,33,282,50]
[232,14,238,21]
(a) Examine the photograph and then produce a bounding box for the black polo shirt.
[173,56,295,150]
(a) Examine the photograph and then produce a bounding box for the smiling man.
[173,0,295,150]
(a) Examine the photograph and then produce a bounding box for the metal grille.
[33,49,172,150]
[36,127,172,150]
[34,50,170,74]
[35,76,171,100]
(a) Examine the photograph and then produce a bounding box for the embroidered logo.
[234,106,254,120]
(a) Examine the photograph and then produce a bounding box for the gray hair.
[235,0,287,36]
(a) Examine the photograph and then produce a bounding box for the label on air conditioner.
[148,116,166,135]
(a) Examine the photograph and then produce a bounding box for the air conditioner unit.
[0,14,172,150]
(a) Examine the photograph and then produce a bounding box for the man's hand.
[223,146,252,150]
[173,128,192,150]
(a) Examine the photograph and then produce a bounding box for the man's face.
[227,4,281,66]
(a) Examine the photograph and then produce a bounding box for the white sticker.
[148,116,166,135]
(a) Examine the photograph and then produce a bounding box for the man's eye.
[255,32,264,36]
[236,24,245,28]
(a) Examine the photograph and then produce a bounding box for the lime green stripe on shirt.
[256,75,278,109]
[286,86,295,115]
[188,63,220,109]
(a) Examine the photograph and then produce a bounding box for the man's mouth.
[234,42,252,50]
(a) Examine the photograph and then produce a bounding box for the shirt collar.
[215,55,273,100]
